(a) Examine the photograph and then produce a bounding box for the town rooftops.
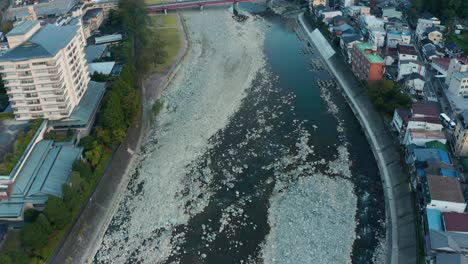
[412,148,450,164]
[425,26,441,34]
[85,44,107,63]
[443,212,468,233]
[381,47,397,57]
[0,24,79,62]
[426,208,443,231]
[432,57,451,71]
[429,229,468,252]
[341,35,361,45]
[8,0,78,20]
[426,174,465,203]
[408,129,445,140]
[354,42,383,63]
[412,102,440,117]
[5,21,40,37]
[398,44,418,55]
[0,139,83,219]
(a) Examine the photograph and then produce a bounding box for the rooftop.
[412,148,450,164]
[85,44,107,63]
[83,8,103,21]
[436,253,468,264]
[8,0,78,20]
[0,140,82,218]
[398,44,418,55]
[0,24,79,62]
[408,129,445,140]
[5,21,39,37]
[429,230,468,252]
[443,212,468,233]
[49,81,106,128]
[426,208,443,231]
[355,42,384,63]
[412,102,440,117]
[426,174,465,203]
[432,57,451,71]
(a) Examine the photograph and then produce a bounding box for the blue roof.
[1,140,82,218]
[0,24,79,62]
[439,168,459,178]
[417,168,426,178]
[49,81,106,128]
[426,209,443,231]
[85,44,107,63]
[413,148,450,164]
[5,21,39,36]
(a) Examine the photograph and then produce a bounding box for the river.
[93,5,385,264]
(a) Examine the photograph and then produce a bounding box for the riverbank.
[49,13,189,264]
[94,9,267,263]
[298,12,417,264]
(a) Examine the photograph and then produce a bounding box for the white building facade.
[0,21,90,120]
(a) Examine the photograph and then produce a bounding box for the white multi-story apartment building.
[368,27,386,48]
[446,57,468,86]
[447,72,468,97]
[0,21,90,121]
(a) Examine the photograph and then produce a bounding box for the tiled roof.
[443,212,468,233]
[409,129,445,140]
[432,57,451,71]
[426,175,465,203]
[398,44,418,55]
[0,24,79,62]
[412,102,440,117]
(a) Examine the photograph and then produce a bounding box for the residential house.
[424,26,444,45]
[446,57,468,86]
[332,15,347,26]
[392,102,440,134]
[416,15,442,41]
[0,21,90,121]
[447,72,468,97]
[403,129,446,146]
[333,24,356,37]
[321,10,343,21]
[422,174,466,213]
[311,0,328,7]
[452,110,468,156]
[359,15,384,33]
[445,42,464,58]
[397,44,418,61]
[381,47,397,66]
[428,230,468,256]
[350,42,384,82]
[382,7,402,21]
[431,57,451,77]
[386,31,411,48]
[340,35,361,63]
[442,212,468,234]
[404,73,425,94]
[422,43,443,61]
[346,6,370,17]
[368,27,386,48]
[397,60,425,81]
[82,8,104,39]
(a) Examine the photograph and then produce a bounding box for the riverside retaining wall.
[298,13,417,264]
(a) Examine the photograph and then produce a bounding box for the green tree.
[122,90,140,126]
[367,80,412,114]
[73,160,93,181]
[112,128,126,143]
[21,222,49,250]
[79,135,96,151]
[101,92,126,131]
[85,144,104,168]
[0,251,28,264]
[23,208,39,223]
[96,127,112,146]
[43,197,70,229]
[36,213,52,234]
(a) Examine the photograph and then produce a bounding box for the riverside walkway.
[147,0,260,12]
[298,13,417,264]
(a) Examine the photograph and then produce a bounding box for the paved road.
[49,14,188,264]
[299,13,417,264]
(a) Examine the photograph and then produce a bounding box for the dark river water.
[95,5,385,264]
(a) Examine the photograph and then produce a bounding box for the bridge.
[147,0,270,12]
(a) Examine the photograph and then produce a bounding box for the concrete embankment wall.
[298,13,417,264]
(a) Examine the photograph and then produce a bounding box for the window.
[32,61,47,66]
[16,64,29,69]
[20,79,33,84]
